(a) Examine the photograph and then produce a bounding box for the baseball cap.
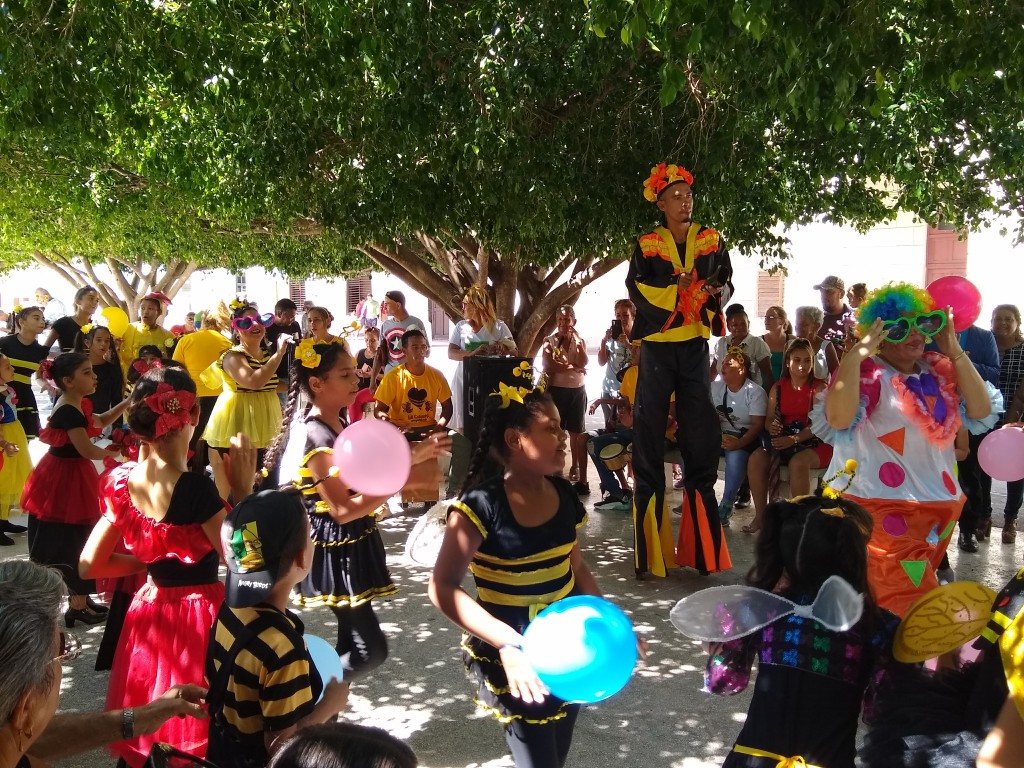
[813,275,845,292]
[223,490,308,608]
[384,290,406,307]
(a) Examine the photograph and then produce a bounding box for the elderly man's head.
[0,561,68,755]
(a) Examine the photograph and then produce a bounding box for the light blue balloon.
[522,595,637,703]
[305,634,344,701]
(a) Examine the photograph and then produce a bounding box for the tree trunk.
[359,232,624,357]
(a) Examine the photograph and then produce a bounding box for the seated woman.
[709,347,767,526]
[745,338,832,534]
[795,305,840,380]
[710,304,774,389]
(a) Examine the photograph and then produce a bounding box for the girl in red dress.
[80,365,256,767]
[21,352,126,625]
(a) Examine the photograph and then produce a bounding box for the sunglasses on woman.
[882,311,946,343]
[231,313,274,332]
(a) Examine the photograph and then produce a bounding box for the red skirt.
[106,580,225,768]
[21,453,101,525]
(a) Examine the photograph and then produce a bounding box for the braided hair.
[261,341,351,484]
[6,306,44,335]
[458,387,554,497]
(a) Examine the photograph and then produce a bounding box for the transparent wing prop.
[804,576,864,632]
[277,417,310,488]
[670,586,795,642]
[669,576,865,642]
[405,499,452,568]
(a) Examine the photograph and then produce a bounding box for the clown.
[811,282,1000,616]
[626,162,734,579]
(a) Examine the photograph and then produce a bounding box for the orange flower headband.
[643,163,694,202]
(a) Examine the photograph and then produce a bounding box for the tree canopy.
[2,1,1022,347]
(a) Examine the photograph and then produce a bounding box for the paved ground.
[6,469,1021,768]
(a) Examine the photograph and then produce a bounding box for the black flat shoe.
[635,569,649,581]
[0,520,26,533]
[0,532,13,546]
[65,608,106,628]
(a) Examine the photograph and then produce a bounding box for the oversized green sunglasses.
[882,311,946,343]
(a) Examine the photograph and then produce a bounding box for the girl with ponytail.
[264,339,447,689]
[428,382,636,768]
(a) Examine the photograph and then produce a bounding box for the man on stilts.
[626,163,734,579]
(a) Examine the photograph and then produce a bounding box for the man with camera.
[596,299,636,429]
[626,162,734,580]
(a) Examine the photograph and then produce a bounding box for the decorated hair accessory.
[535,373,549,394]
[12,305,23,314]
[856,282,934,335]
[229,297,248,311]
[143,291,172,307]
[670,575,864,642]
[143,382,196,438]
[643,162,695,202]
[726,344,747,363]
[821,459,858,499]
[512,361,533,380]
[132,359,164,376]
[80,323,95,335]
[491,381,530,409]
[37,359,54,382]
[295,337,323,369]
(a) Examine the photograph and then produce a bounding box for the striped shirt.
[219,348,279,393]
[205,604,321,768]
[0,335,48,437]
[451,475,588,624]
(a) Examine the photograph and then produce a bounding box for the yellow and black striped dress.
[293,416,397,608]
[202,347,282,449]
[450,475,588,724]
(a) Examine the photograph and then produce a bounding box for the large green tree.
[2,2,1023,350]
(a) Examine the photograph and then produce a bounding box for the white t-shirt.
[713,334,772,386]
[709,379,768,436]
[449,319,514,351]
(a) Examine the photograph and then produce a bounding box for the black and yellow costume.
[449,475,587,725]
[626,224,734,577]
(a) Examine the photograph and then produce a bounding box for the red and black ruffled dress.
[100,463,227,768]
[21,401,104,594]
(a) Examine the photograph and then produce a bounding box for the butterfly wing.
[670,586,795,642]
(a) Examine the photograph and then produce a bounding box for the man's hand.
[677,270,695,290]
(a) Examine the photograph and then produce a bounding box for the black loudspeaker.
[463,355,534,450]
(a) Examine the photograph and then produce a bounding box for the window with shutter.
[755,270,785,318]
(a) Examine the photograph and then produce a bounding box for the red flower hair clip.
[132,359,164,376]
[37,359,54,382]
[142,383,196,438]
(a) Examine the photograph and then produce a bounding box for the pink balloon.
[333,419,411,496]
[978,427,1024,482]
[927,276,982,332]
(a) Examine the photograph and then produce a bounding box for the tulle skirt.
[106,580,225,768]
[21,453,101,525]
[203,390,281,449]
[0,420,31,512]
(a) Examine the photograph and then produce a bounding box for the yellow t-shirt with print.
[618,365,676,441]
[374,363,452,430]
[119,322,175,373]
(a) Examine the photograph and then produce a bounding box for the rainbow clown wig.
[856,282,935,335]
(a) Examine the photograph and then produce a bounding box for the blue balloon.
[305,634,344,701]
[522,595,637,703]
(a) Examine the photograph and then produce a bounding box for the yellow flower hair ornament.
[12,305,22,314]
[821,459,859,499]
[726,344,747,363]
[229,297,247,311]
[643,162,695,202]
[295,338,322,369]
[490,381,530,409]
[80,323,94,335]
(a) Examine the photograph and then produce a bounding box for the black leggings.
[503,705,581,768]
[329,602,389,682]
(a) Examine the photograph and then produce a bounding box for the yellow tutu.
[203,390,282,449]
[0,420,32,513]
